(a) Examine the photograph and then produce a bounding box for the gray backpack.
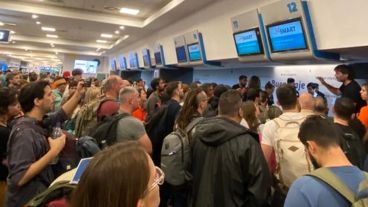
[160,117,203,186]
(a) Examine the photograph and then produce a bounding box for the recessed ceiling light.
[32,14,39,19]
[96,40,108,43]
[115,30,120,34]
[119,8,139,15]
[42,27,56,32]
[46,34,58,38]
[36,21,41,25]
[101,33,113,38]
[119,26,125,30]
[124,35,130,39]
[0,22,4,26]
[10,31,15,34]
[50,43,55,48]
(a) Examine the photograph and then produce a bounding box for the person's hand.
[76,81,86,94]
[316,77,326,85]
[48,133,66,157]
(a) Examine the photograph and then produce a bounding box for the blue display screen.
[142,49,151,67]
[154,52,162,65]
[129,52,139,69]
[267,18,308,52]
[119,56,126,70]
[233,28,263,56]
[187,43,202,61]
[176,46,187,63]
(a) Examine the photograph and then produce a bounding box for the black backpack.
[340,131,366,170]
[89,113,130,149]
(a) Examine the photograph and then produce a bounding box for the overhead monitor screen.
[119,55,127,70]
[129,52,139,69]
[233,28,263,56]
[187,43,202,61]
[154,52,162,65]
[142,49,151,67]
[110,59,117,71]
[0,30,10,43]
[176,46,187,63]
[74,60,98,74]
[267,18,308,52]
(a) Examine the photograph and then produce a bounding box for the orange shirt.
[358,105,368,129]
[132,107,146,122]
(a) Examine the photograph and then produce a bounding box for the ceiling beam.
[12,35,111,49]
[0,1,143,28]
[0,44,101,56]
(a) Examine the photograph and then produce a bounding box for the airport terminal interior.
[0,0,368,206]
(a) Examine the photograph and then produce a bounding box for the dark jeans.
[160,182,188,207]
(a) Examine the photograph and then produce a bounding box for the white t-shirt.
[261,112,305,147]
[240,118,249,129]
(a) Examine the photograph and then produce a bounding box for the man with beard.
[317,64,364,113]
[145,78,165,122]
[6,80,84,207]
[285,115,367,207]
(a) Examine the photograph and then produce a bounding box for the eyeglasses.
[144,166,165,195]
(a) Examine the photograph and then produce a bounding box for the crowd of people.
[0,64,367,207]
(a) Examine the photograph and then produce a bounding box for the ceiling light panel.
[42,27,56,32]
[46,34,58,38]
[96,40,108,43]
[0,22,4,26]
[100,33,113,38]
[32,14,39,19]
[36,21,41,25]
[119,8,140,15]
[119,26,125,30]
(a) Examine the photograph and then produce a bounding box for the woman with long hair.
[72,142,163,207]
[240,101,260,133]
[176,88,208,135]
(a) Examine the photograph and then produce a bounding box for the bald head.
[299,92,314,111]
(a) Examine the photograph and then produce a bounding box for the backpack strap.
[308,168,356,203]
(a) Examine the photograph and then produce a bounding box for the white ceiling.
[0,0,215,65]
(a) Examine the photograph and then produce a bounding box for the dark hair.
[218,89,242,117]
[72,68,83,76]
[213,84,229,98]
[239,75,247,81]
[6,72,18,84]
[248,76,261,89]
[265,81,274,89]
[19,81,50,113]
[72,142,150,207]
[150,78,161,91]
[307,82,319,89]
[298,115,340,148]
[0,88,18,115]
[246,88,261,102]
[287,78,295,84]
[276,84,297,110]
[314,96,328,116]
[165,81,180,98]
[201,83,213,94]
[334,64,355,80]
[334,97,355,120]
[29,72,38,82]
[176,88,205,131]
[259,90,268,104]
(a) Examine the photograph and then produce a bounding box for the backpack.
[309,167,368,207]
[26,181,76,207]
[76,136,101,159]
[339,131,366,170]
[74,97,114,137]
[161,117,203,186]
[273,116,313,191]
[89,113,130,149]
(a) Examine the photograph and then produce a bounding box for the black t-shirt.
[0,126,10,181]
[339,80,365,113]
[232,84,240,89]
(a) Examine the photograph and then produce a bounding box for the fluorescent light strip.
[42,27,56,32]
[46,34,58,38]
[119,8,140,15]
[100,33,113,38]
[96,40,108,43]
